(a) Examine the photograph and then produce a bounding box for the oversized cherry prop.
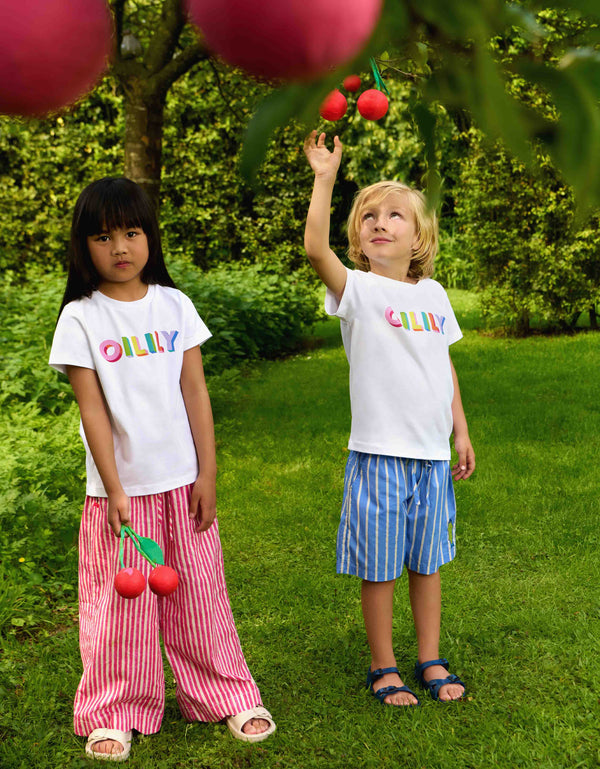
[115,526,179,599]
[357,57,389,121]
[186,0,382,81]
[0,0,113,117]
[357,89,389,120]
[343,75,362,92]
[319,90,348,122]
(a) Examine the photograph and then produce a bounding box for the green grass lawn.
[2,290,600,768]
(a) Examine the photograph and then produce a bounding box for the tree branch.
[144,0,187,76]
[110,0,126,58]
[149,40,209,98]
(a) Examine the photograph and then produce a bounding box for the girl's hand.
[452,435,475,481]
[304,130,343,178]
[190,474,217,532]
[107,490,131,536]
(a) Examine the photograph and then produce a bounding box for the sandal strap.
[415,658,449,677]
[366,666,400,686]
[372,684,419,705]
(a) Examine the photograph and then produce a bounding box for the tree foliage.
[245,0,600,209]
[457,133,600,333]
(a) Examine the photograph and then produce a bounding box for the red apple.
[114,568,146,599]
[0,0,112,117]
[186,0,382,81]
[148,566,179,597]
[357,89,389,120]
[319,90,347,121]
[343,74,362,92]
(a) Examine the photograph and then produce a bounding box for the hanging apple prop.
[0,0,113,117]
[343,75,362,92]
[357,88,389,120]
[186,0,382,81]
[319,90,348,121]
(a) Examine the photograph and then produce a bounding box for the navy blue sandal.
[414,658,466,702]
[366,667,420,707]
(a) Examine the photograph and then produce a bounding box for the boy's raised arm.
[303,131,347,299]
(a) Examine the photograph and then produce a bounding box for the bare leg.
[408,569,464,701]
[361,579,418,706]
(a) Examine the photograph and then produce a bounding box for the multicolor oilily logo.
[384,307,446,334]
[99,330,179,363]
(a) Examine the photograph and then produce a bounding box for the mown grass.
[2,290,599,768]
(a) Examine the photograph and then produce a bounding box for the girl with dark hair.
[50,178,275,761]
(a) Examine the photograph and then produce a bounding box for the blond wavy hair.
[346,181,438,279]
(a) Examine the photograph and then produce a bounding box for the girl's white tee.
[49,284,211,497]
[325,268,462,460]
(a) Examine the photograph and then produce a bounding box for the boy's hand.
[304,130,343,178]
[452,435,475,480]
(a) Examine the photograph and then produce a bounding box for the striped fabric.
[337,451,456,581]
[74,484,261,736]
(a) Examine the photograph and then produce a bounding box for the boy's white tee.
[49,284,211,497]
[325,268,462,460]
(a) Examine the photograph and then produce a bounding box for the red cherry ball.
[148,566,179,597]
[357,89,389,121]
[186,0,382,81]
[319,90,348,122]
[343,75,362,92]
[0,0,113,117]
[114,568,146,599]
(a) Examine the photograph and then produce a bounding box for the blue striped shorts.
[336,451,457,581]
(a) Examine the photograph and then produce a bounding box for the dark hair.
[58,177,176,317]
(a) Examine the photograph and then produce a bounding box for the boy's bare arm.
[303,130,347,299]
[449,356,475,480]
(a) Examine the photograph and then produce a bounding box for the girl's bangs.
[78,180,149,236]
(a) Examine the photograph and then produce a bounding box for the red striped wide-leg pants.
[74,484,262,736]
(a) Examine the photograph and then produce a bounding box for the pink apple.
[186,0,382,81]
[0,0,112,117]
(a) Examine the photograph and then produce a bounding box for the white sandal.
[85,728,132,761]
[226,706,276,743]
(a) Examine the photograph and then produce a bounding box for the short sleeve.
[49,303,95,375]
[324,267,358,321]
[181,292,212,350]
[440,289,462,346]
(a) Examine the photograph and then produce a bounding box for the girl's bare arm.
[67,365,130,534]
[180,346,217,532]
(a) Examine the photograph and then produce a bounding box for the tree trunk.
[123,83,165,211]
[110,0,207,212]
[590,306,598,329]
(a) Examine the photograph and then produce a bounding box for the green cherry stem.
[121,525,158,568]
[369,57,390,95]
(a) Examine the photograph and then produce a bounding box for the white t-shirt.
[49,284,211,497]
[325,268,462,460]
